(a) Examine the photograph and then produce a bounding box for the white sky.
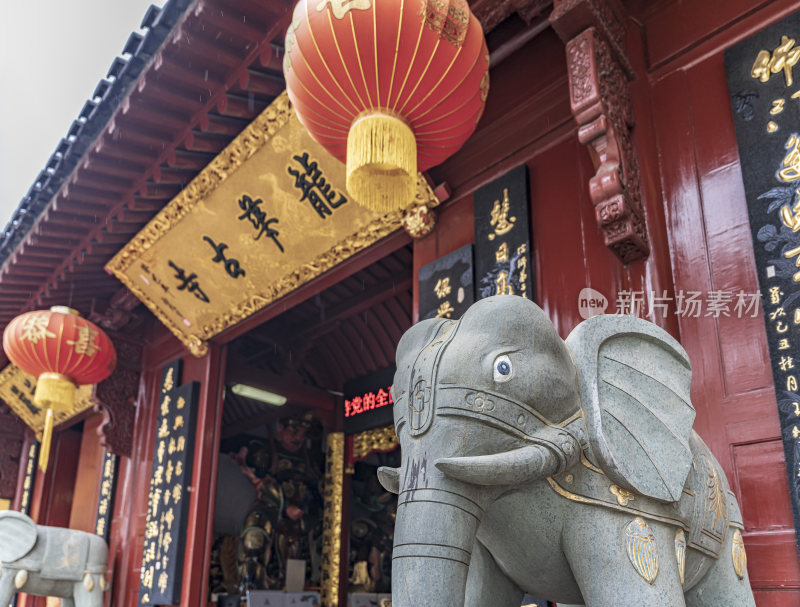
[0,0,166,232]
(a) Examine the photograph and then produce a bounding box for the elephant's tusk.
[435,445,560,486]
[84,573,95,592]
[377,466,400,494]
[100,576,109,591]
[14,569,28,590]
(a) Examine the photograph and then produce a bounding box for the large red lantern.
[3,307,116,471]
[284,0,489,213]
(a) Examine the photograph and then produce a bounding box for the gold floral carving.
[402,205,437,239]
[610,484,635,506]
[352,425,398,460]
[0,364,94,436]
[705,457,726,528]
[321,432,345,607]
[106,93,439,357]
[624,517,659,585]
[731,528,747,580]
[675,528,686,585]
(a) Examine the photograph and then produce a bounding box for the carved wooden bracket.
[93,337,142,458]
[471,0,552,32]
[0,405,25,498]
[550,0,649,263]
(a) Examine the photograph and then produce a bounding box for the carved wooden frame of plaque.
[107,92,438,357]
[0,364,94,437]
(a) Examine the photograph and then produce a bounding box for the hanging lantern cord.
[34,372,77,472]
[40,409,55,473]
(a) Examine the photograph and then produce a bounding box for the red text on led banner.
[344,386,393,418]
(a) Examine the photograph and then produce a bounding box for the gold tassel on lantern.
[346,111,417,214]
[34,372,76,472]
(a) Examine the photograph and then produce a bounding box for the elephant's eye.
[493,354,513,382]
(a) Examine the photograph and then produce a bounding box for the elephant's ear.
[0,510,37,562]
[565,314,696,503]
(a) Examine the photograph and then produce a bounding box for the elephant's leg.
[563,511,687,607]
[61,597,76,607]
[684,530,755,607]
[73,581,104,607]
[465,539,523,607]
[0,571,16,607]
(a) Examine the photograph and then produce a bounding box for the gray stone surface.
[379,295,756,607]
[0,510,108,606]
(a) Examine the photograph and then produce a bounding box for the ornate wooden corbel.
[92,337,142,458]
[471,0,552,32]
[0,405,25,498]
[550,0,649,263]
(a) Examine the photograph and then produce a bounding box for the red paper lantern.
[284,0,489,213]
[3,306,116,470]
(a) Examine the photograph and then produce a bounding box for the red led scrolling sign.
[344,386,393,418]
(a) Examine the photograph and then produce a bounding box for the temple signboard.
[138,360,199,606]
[107,92,437,357]
[725,10,800,560]
[0,364,93,436]
[418,244,475,321]
[94,449,117,541]
[473,165,534,301]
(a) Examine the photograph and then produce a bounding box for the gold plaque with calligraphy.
[107,92,437,357]
[0,364,93,436]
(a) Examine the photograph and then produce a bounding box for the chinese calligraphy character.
[20,315,55,344]
[495,271,514,296]
[488,188,516,240]
[66,325,100,356]
[769,286,783,305]
[752,35,800,86]
[434,278,451,299]
[157,418,169,439]
[203,236,246,279]
[435,301,455,318]
[160,396,171,417]
[785,245,800,281]
[516,243,528,298]
[772,98,786,114]
[163,508,175,530]
[777,134,800,183]
[316,0,371,19]
[495,242,509,263]
[158,572,169,593]
[168,260,210,303]
[237,194,284,253]
[287,152,348,218]
[163,368,174,393]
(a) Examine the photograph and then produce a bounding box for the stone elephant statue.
[0,511,109,607]
[377,295,755,607]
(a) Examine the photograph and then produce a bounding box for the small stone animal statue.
[378,296,756,606]
[0,510,109,607]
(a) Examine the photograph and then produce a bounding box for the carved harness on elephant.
[549,432,744,560]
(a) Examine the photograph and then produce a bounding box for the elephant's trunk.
[392,485,484,607]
